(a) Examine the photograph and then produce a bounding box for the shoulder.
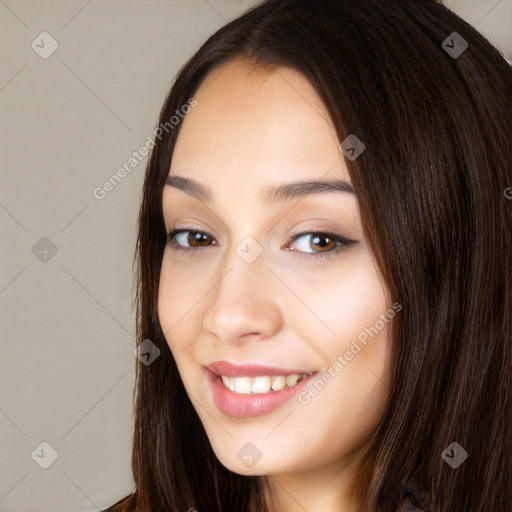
[99,493,137,512]
[99,505,125,512]
[98,498,139,512]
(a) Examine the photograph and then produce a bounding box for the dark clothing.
[396,492,428,511]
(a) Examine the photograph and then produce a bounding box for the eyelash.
[166,228,355,260]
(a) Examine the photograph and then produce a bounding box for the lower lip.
[206,369,317,417]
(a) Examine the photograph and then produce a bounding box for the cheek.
[157,254,201,359]
[289,252,392,430]
[285,249,390,355]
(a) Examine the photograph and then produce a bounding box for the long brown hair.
[106,1,512,510]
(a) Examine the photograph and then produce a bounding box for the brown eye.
[167,229,215,251]
[290,232,342,254]
[286,231,356,260]
[187,231,213,248]
[167,228,356,259]
[308,234,336,252]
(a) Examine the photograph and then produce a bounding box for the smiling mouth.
[206,363,319,417]
[220,372,314,394]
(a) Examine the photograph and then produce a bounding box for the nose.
[201,250,284,346]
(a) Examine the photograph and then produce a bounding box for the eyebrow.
[165,173,355,206]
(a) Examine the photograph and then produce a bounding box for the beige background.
[0,1,510,511]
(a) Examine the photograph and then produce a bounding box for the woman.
[105,0,511,510]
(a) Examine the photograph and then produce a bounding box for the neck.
[259,455,364,512]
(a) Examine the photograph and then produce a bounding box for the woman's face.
[158,59,393,479]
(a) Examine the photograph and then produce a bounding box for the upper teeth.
[221,373,312,394]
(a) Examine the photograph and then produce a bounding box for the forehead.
[167,59,351,201]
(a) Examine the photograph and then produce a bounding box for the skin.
[158,58,393,512]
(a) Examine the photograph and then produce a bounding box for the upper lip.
[206,360,315,377]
